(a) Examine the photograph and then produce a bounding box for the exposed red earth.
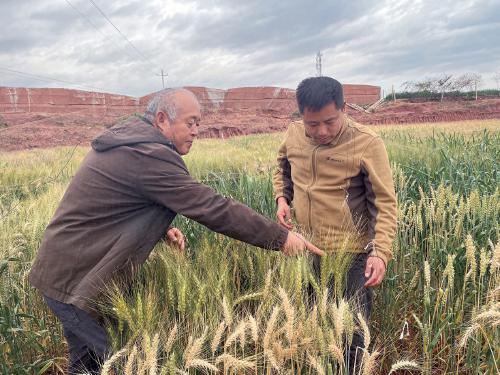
[1,85,499,151]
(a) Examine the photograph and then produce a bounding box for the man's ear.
[340,101,347,112]
[155,111,170,129]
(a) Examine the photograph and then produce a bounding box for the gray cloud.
[157,1,376,54]
[0,0,498,97]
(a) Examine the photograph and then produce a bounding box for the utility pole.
[157,69,168,88]
[316,51,322,77]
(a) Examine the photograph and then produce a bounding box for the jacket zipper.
[307,145,320,230]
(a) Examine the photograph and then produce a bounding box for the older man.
[30,88,322,374]
[273,76,397,372]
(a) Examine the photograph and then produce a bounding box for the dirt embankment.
[0,86,499,151]
[352,97,500,124]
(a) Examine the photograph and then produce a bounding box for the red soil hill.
[0,85,498,151]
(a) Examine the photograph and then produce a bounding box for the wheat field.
[1,120,499,374]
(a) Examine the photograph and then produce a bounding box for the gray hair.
[144,88,184,123]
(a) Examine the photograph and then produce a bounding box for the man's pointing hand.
[282,232,324,257]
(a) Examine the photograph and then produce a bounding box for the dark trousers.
[310,253,373,374]
[44,296,110,375]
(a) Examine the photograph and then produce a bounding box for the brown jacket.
[30,116,288,312]
[273,118,397,265]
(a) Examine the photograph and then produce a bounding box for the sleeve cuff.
[271,226,289,251]
[368,250,391,267]
[275,195,291,205]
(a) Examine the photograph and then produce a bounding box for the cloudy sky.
[0,0,499,97]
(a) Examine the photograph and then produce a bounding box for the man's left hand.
[364,256,386,287]
[166,227,185,251]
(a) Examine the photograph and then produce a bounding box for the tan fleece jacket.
[273,118,397,265]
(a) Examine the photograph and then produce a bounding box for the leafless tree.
[450,74,471,91]
[402,73,483,100]
[403,74,454,101]
[461,73,482,92]
[493,70,500,96]
[466,73,482,100]
[436,74,455,101]
[401,77,441,98]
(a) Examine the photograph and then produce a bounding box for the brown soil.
[351,97,500,124]
[1,97,499,152]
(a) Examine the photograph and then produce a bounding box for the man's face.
[302,101,346,145]
[156,92,202,155]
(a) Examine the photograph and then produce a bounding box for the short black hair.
[296,76,344,114]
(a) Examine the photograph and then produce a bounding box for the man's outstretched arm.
[139,152,322,256]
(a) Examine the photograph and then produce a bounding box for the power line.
[0,69,297,101]
[0,66,108,92]
[1,1,157,95]
[64,0,139,63]
[0,68,291,100]
[87,0,157,71]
